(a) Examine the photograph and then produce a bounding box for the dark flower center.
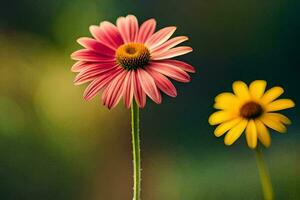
[240,101,264,119]
[116,43,150,70]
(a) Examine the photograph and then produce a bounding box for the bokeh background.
[0,0,299,199]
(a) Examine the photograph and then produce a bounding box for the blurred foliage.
[0,32,128,199]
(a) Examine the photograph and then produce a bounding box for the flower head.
[71,14,195,109]
[208,80,295,149]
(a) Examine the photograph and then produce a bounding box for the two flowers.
[71,15,295,200]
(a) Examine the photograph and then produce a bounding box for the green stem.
[131,100,141,200]
[255,148,274,200]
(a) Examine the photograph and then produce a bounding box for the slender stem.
[255,148,274,200]
[131,100,141,200]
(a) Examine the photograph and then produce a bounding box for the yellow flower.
[208,80,295,149]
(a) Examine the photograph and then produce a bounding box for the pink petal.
[157,60,196,73]
[74,64,119,85]
[132,71,146,108]
[71,61,86,72]
[123,71,134,108]
[146,67,177,97]
[147,62,190,83]
[102,71,128,109]
[151,46,193,60]
[145,26,176,50]
[137,19,156,43]
[71,61,116,72]
[151,36,188,54]
[89,22,123,50]
[83,67,123,100]
[74,69,103,85]
[71,49,115,62]
[127,15,139,42]
[77,37,115,56]
[137,69,162,104]
[117,15,139,43]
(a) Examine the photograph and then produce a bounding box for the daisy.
[209,80,295,149]
[70,14,195,200]
[71,14,195,109]
[208,80,295,200]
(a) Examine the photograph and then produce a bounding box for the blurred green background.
[0,0,299,199]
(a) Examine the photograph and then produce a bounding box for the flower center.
[240,101,264,119]
[116,43,150,70]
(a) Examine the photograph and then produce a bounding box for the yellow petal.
[249,80,266,100]
[245,120,257,149]
[224,119,248,146]
[261,86,284,104]
[265,113,291,124]
[214,118,242,137]
[232,81,250,101]
[215,92,238,102]
[208,111,236,125]
[260,114,287,133]
[255,119,271,147]
[214,92,240,110]
[213,102,239,111]
[266,99,295,112]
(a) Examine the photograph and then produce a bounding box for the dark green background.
[0,0,299,199]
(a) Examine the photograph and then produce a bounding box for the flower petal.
[157,59,195,73]
[147,62,190,83]
[151,36,188,54]
[151,46,193,60]
[74,71,102,85]
[137,19,156,43]
[89,22,124,50]
[255,119,271,147]
[232,81,250,101]
[71,49,115,62]
[145,26,177,50]
[132,71,146,108]
[137,69,162,104]
[249,80,267,100]
[214,117,242,137]
[215,92,237,102]
[83,67,123,100]
[264,113,291,125]
[260,114,287,133]
[71,61,87,72]
[102,71,128,109]
[224,119,248,146]
[265,99,295,111]
[116,17,127,41]
[123,71,134,109]
[77,37,115,56]
[128,15,139,42]
[74,63,118,85]
[214,92,240,110]
[261,86,284,104]
[208,111,236,125]
[146,67,177,97]
[117,15,139,43]
[245,120,257,149]
[72,61,116,73]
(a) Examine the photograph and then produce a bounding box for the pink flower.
[71,14,195,109]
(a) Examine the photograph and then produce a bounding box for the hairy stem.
[131,100,141,200]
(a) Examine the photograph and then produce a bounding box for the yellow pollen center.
[116,43,150,70]
[240,101,264,119]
